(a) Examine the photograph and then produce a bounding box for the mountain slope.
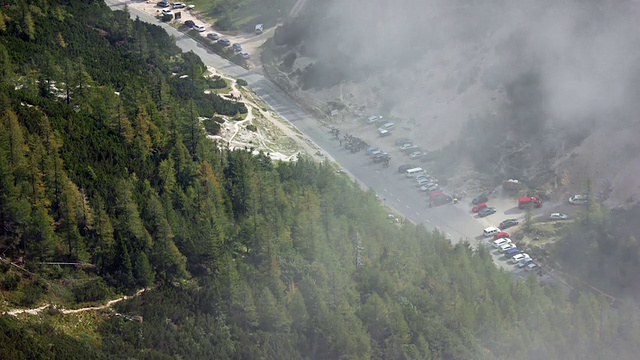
[1,1,640,359]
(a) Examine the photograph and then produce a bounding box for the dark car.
[397,164,417,173]
[499,218,519,229]
[433,194,453,206]
[472,195,488,205]
[184,20,195,28]
[395,138,412,146]
[232,43,242,52]
[478,207,496,217]
[217,38,231,46]
[157,1,170,8]
[207,33,219,40]
[373,154,390,163]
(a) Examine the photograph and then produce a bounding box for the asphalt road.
[105,0,559,281]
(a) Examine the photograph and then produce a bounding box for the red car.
[493,231,510,240]
[472,202,488,213]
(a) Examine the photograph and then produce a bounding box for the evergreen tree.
[0,151,30,250]
[133,251,154,288]
[90,196,115,275]
[24,205,56,261]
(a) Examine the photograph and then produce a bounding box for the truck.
[519,196,542,209]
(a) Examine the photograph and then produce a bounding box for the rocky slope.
[265,0,640,207]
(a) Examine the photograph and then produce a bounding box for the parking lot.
[337,117,558,279]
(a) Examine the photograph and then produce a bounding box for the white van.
[483,226,500,238]
[405,167,424,177]
[378,122,395,131]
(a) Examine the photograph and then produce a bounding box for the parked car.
[493,231,510,240]
[398,164,417,173]
[378,129,391,137]
[238,51,250,59]
[483,227,500,238]
[504,248,522,258]
[395,138,412,146]
[373,153,390,163]
[549,213,569,220]
[526,263,540,271]
[472,195,488,205]
[400,143,416,151]
[478,207,497,217]
[517,257,534,268]
[184,20,195,28]
[431,193,453,206]
[366,115,382,124]
[172,2,186,8]
[161,9,174,15]
[569,195,588,205]
[499,243,517,252]
[157,1,170,8]
[217,38,231,46]
[232,43,242,52]
[492,238,512,248]
[378,122,395,132]
[409,151,426,159]
[472,202,487,213]
[499,218,519,229]
[401,145,420,153]
[510,253,530,264]
[426,184,440,192]
[206,33,219,40]
[415,174,432,181]
[193,24,206,32]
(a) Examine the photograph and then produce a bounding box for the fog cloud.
[308,0,640,127]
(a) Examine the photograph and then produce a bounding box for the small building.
[255,23,264,34]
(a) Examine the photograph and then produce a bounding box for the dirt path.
[209,68,326,162]
[4,288,149,317]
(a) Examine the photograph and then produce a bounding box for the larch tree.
[90,196,115,275]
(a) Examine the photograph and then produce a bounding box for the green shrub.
[207,76,227,89]
[73,278,113,303]
[246,124,257,132]
[203,118,222,135]
[1,272,21,291]
[19,281,47,306]
[236,78,248,87]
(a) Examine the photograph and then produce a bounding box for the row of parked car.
[157,1,188,9]
[397,163,442,194]
[483,226,541,272]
